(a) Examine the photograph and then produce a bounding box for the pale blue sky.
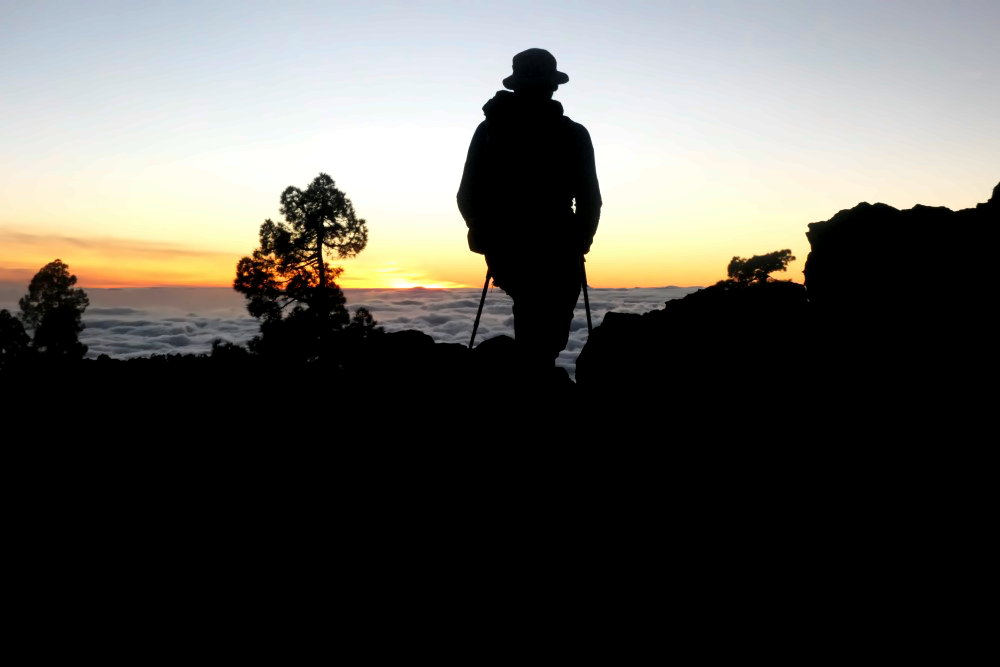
[1,0,997,286]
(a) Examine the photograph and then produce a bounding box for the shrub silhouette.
[0,309,31,367]
[727,249,795,285]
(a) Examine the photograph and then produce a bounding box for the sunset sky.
[1,0,997,289]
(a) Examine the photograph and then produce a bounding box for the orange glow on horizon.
[1,260,725,290]
[0,228,749,290]
[386,279,465,289]
[336,262,470,289]
[0,257,725,291]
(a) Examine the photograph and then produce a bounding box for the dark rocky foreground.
[4,187,995,586]
[4,182,996,441]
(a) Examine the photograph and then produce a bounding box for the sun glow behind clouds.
[344,263,469,289]
[386,279,464,289]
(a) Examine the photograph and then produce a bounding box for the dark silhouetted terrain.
[3,182,996,443]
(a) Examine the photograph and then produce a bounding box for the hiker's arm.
[574,125,602,254]
[457,123,489,227]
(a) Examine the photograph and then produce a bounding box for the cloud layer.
[0,285,700,371]
[344,286,699,372]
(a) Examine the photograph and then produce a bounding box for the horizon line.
[0,280,709,291]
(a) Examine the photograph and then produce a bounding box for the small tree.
[18,259,90,359]
[234,173,374,360]
[0,309,31,367]
[727,249,796,286]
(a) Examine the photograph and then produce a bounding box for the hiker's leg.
[547,260,582,358]
[512,257,580,367]
[512,292,554,369]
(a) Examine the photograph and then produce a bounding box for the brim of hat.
[502,71,569,90]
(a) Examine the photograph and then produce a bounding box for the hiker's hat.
[502,48,569,90]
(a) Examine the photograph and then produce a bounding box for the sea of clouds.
[0,285,700,373]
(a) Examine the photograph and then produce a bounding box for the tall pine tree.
[234,173,377,361]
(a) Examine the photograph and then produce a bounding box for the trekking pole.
[581,255,593,336]
[469,269,491,349]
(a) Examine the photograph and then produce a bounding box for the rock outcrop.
[576,181,998,414]
[804,181,997,323]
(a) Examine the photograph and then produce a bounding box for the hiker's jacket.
[457,91,602,256]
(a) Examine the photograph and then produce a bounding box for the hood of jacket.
[482,90,565,125]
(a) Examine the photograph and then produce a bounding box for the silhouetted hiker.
[458,48,602,376]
